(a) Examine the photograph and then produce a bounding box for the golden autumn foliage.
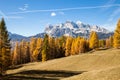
[70,37,89,55]
[30,38,37,62]
[113,19,120,48]
[71,39,76,55]
[11,19,120,66]
[105,36,113,48]
[65,37,73,56]
[41,49,47,62]
[89,31,99,49]
[99,40,105,48]
[12,41,30,65]
[32,38,42,61]
[12,42,19,65]
[79,38,87,53]
[10,31,102,66]
[2,17,120,80]
[109,36,113,47]
[75,37,81,54]
[106,39,110,48]
[48,37,56,59]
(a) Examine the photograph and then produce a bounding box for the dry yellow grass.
[62,66,120,80]
[6,48,120,80]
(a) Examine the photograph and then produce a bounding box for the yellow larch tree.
[65,37,73,56]
[109,36,113,48]
[113,19,120,48]
[89,31,99,49]
[30,38,37,61]
[12,42,20,65]
[32,38,42,61]
[71,39,76,55]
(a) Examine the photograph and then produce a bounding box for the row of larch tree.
[0,18,120,76]
[11,19,120,65]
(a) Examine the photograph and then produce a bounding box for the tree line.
[0,18,120,76]
[11,19,120,65]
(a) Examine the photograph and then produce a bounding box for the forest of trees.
[11,19,120,65]
[0,18,120,76]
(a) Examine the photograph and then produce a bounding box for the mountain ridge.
[9,21,113,41]
[44,21,113,38]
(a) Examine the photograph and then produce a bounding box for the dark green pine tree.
[0,18,11,76]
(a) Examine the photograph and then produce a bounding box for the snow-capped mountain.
[9,20,113,41]
[44,21,113,39]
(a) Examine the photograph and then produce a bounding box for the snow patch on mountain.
[44,21,112,39]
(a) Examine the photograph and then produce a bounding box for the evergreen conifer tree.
[0,18,11,76]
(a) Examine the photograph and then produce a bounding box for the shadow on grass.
[8,65,23,70]
[3,70,85,80]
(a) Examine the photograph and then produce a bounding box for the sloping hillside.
[62,66,120,80]
[5,49,120,80]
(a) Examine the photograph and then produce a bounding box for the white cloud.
[51,12,56,17]
[9,4,120,14]
[50,12,64,17]
[19,4,29,11]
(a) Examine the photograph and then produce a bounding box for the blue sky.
[0,0,120,36]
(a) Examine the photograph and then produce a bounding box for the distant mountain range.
[9,21,113,41]
[9,32,27,41]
